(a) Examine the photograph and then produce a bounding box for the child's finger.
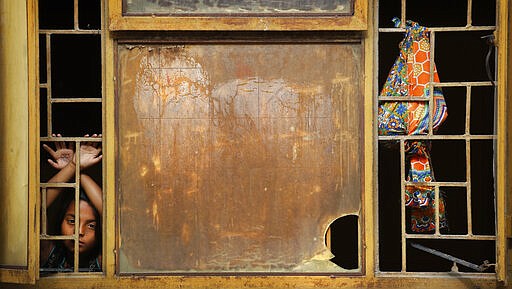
[42,144,55,155]
[47,159,59,169]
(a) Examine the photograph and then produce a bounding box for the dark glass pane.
[435,31,495,82]
[406,0,467,27]
[435,87,466,135]
[39,34,47,84]
[441,186,468,235]
[378,0,401,28]
[470,140,495,235]
[51,34,101,98]
[39,0,74,29]
[470,86,495,135]
[40,88,48,137]
[79,0,101,30]
[124,0,353,15]
[52,102,102,137]
[378,32,403,92]
[472,0,496,26]
[406,239,495,272]
[378,141,402,272]
[428,140,466,182]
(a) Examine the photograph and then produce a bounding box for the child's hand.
[79,134,102,170]
[42,134,75,170]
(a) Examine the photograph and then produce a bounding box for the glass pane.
[117,43,363,273]
[124,0,354,15]
[39,34,47,84]
[52,103,102,137]
[470,140,495,235]
[435,31,495,82]
[470,86,495,135]
[377,141,402,272]
[39,0,74,29]
[435,87,466,135]
[472,0,496,26]
[440,186,468,235]
[79,0,101,30]
[51,34,101,98]
[429,140,466,182]
[406,0,467,27]
[406,239,495,273]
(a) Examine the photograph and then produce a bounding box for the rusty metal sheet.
[124,0,354,15]
[117,43,363,272]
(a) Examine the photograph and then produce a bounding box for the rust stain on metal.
[117,43,363,272]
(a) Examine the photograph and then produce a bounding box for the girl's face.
[61,200,98,255]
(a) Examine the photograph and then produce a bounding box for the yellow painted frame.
[1,0,510,288]
[0,0,38,284]
[108,0,367,31]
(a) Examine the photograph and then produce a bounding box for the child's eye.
[87,222,96,230]
[67,218,75,225]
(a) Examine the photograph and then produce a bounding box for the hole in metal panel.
[330,215,359,270]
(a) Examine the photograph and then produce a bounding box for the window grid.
[377,0,497,274]
[38,0,103,274]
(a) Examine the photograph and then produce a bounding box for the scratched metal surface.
[117,43,363,272]
[124,0,353,14]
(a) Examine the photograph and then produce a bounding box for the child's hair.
[49,189,102,256]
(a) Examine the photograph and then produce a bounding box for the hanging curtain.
[378,18,448,233]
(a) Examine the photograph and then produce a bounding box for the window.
[123,0,355,15]
[377,0,499,275]
[38,0,103,274]
[1,0,510,287]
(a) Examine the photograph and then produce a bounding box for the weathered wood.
[117,43,363,272]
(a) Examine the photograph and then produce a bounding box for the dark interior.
[378,1,496,273]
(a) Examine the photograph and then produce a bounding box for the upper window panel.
[124,0,354,15]
[109,0,366,30]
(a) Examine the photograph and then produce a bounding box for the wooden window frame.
[2,0,510,287]
[374,0,509,283]
[108,0,368,31]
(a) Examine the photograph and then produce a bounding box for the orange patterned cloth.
[378,18,448,232]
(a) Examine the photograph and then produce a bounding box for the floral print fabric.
[379,18,448,232]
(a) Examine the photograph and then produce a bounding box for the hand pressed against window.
[40,134,103,272]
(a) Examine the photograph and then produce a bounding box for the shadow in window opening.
[329,215,359,270]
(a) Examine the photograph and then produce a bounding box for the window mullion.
[73,141,80,273]
[45,33,52,136]
[400,139,406,272]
